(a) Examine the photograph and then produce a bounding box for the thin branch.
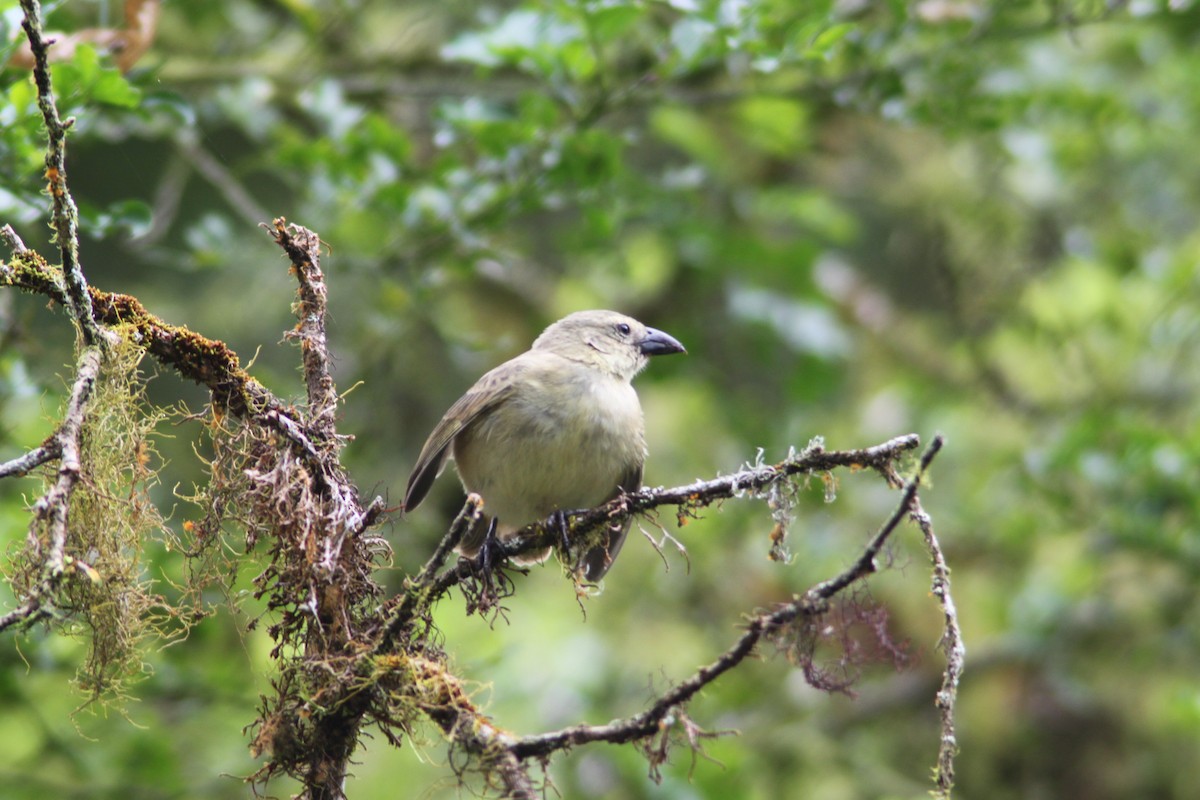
[501,438,940,762]
[808,435,944,600]
[268,219,339,435]
[18,0,101,347]
[38,346,103,571]
[0,346,105,631]
[0,254,335,481]
[382,494,484,644]
[1,224,28,254]
[505,436,945,762]
[912,480,962,799]
[0,600,51,633]
[493,434,922,577]
[383,434,924,642]
[0,442,60,479]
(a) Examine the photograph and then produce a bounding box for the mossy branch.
[366,436,956,796]
[0,249,334,475]
[18,0,101,347]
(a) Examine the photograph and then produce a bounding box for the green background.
[1,1,1198,798]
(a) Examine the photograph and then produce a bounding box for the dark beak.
[639,327,686,357]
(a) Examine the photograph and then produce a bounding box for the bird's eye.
[616,322,631,336]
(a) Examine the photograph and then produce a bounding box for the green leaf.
[78,199,153,239]
[735,96,809,156]
[808,21,854,58]
[48,44,141,109]
[90,67,142,108]
[650,105,724,170]
[587,5,643,42]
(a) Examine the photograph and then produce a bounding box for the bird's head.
[532,310,686,381]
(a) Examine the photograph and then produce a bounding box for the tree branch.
[0,346,103,632]
[436,433,923,595]
[356,434,956,798]
[269,219,339,437]
[504,436,944,764]
[0,442,60,480]
[0,252,339,481]
[0,224,28,254]
[912,482,962,799]
[18,0,101,347]
[382,494,485,644]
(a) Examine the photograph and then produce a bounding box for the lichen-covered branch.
[2,217,958,798]
[0,250,333,477]
[0,7,114,629]
[0,20,958,789]
[914,489,963,799]
[0,346,102,633]
[501,437,946,766]
[367,435,958,798]
[407,433,923,602]
[0,442,59,480]
[383,434,921,639]
[1,227,955,798]
[269,219,340,437]
[18,0,101,347]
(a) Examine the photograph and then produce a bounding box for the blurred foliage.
[2,0,1200,798]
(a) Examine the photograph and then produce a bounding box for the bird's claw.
[552,509,572,553]
[475,516,500,573]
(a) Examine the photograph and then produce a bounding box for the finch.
[403,310,685,581]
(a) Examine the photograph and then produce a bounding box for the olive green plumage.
[404,310,685,581]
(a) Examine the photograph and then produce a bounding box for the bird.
[403,310,686,581]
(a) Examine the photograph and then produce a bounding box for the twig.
[809,435,943,600]
[267,219,339,436]
[368,435,937,794]
[38,347,103,570]
[0,600,50,633]
[0,255,338,482]
[18,0,101,347]
[0,346,105,631]
[383,495,484,643]
[0,224,28,254]
[493,434,922,577]
[911,470,962,799]
[390,435,924,631]
[505,436,945,762]
[0,443,60,479]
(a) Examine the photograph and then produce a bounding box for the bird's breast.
[452,370,645,526]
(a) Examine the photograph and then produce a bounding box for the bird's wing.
[403,366,520,513]
[580,460,643,582]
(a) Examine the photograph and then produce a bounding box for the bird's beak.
[639,328,686,357]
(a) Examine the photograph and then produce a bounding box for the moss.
[4,333,181,707]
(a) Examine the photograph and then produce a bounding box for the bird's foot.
[550,509,573,554]
[465,519,503,614]
[462,519,525,622]
[475,517,501,573]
